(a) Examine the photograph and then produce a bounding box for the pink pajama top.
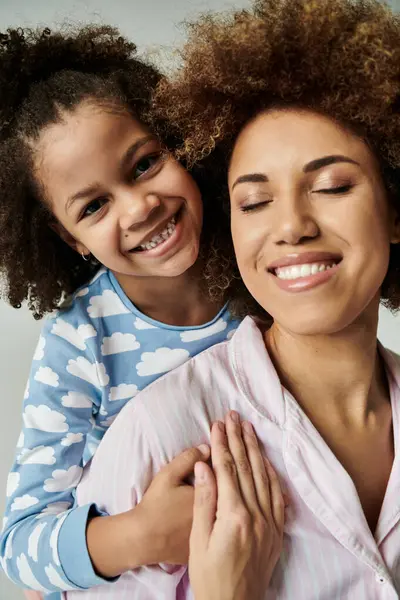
[67,317,400,600]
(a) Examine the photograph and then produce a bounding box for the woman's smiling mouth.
[267,252,342,292]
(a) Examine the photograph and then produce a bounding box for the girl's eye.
[314,184,353,195]
[240,200,271,213]
[82,197,108,218]
[133,153,163,180]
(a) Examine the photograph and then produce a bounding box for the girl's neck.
[264,298,389,427]
[114,262,222,327]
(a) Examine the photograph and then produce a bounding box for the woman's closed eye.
[240,194,273,213]
[313,183,353,195]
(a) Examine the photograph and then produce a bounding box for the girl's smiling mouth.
[129,207,183,256]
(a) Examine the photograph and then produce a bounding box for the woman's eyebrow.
[303,154,359,173]
[231,173,268,191]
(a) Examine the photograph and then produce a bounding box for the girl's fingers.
[210,420,242,510]
[190,461,217,552]
[241,420,273,518]
[225,412,259,514]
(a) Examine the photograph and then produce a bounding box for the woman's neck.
[264,300,389,427]
[114,262,222,327]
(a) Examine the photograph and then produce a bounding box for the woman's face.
[229,109,400,335]
[35,101,203,279]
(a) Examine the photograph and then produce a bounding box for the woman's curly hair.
[0,25,248,318]
[154,0,400,314]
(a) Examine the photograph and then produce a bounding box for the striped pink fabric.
[66,317,400,600]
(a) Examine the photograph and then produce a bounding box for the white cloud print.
[180,318,227,343]
[61,391,92,409]
[61,433,84,446]
[137,347,190,377]
[109,383,138,401]
[134,317,157,330]
[24,381,30,400]
[11,495,39,511]
[101,332,140,356]
[34,366,59,388]
[23,405,68,433]
[45,562,76,591]
[16,553,50,593]
[6,472,20,497]
[67,356,109,387]
[18,445,56,466]
[50,512,68,566]
[28,521,47,562]
[51,318,97,350]
[44,465,83,493]
[39,502,71,517]
[33,336,46,361]
[87,289,130,318]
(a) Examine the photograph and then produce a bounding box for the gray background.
[0,0,399,598]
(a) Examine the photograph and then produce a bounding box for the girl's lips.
[270,261,341,292]
[129,207,184,258]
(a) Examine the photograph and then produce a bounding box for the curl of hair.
[0,25,244,319]
[153,0,400,315]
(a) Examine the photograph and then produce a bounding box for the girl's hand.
[189,411,284,600]
[87,445,210,577]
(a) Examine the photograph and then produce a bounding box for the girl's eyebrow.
[120,134,157,172]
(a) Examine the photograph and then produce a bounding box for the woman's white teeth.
[275,262,337,280]
[139,216,176,251]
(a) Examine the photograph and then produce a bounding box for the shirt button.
[375,574,385,583]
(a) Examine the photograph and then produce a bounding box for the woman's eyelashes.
[312,183,354,195]
[239,182,354,212]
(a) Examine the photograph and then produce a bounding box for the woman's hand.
[189,411,284,600]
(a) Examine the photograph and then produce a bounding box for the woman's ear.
[49,221,89,256]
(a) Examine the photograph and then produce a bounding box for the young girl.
[0,25,259,597]
[68,0,400,597]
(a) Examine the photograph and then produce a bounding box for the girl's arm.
[0,315,109,593]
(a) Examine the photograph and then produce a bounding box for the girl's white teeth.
[139,216,176,251]
[275,262,337,280]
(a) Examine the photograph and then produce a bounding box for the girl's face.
[229,109,400,335]
[35,101,203,279]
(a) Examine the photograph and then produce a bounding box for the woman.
[64,0,400,597]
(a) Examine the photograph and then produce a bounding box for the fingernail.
[230,411,240,424]
[217,421,225,432]
[197,444,209,457]
[242,421,253,434]
[195,461,207,484]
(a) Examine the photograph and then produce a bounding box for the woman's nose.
[271,198,319,246]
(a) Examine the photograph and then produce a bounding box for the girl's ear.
[391,212,400,244]
[49,221,89,256]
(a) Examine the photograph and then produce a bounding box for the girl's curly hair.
[0,26,251,319]
[154,0,400,314]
